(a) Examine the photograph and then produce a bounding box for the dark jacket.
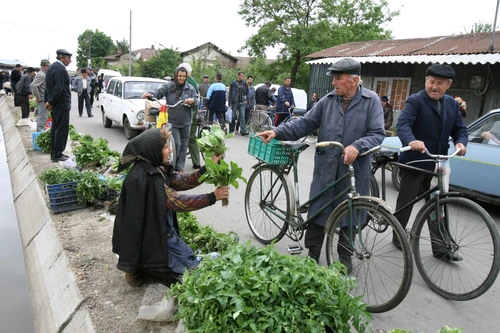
[255,85,274,105]
[16,73,33,96]
[276,85,295,114]
[10,69,22,87]
[397,90,468,171]
[229,79,248,107]
[45,61,71,110]
[112,161,215,273]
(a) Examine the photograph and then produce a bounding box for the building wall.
[308,62,500,125]
[183,49,236,67]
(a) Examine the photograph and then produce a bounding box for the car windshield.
[123,81,164,99]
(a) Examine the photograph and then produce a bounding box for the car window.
[468,113,500,146]
[107,80,116,95]
[124,81,165,99]
[114,81,123,98]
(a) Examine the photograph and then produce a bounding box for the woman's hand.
[214,186,229,201]
[184,98,195,105]
[142,92,152,99]
[211,153,224,164]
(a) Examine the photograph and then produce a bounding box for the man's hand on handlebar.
[343,145,359,164]
[455,143,466,156]
[408,140,426,153]
[255,130,276,143]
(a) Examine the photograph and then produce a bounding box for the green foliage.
[76,29,116,69]
[196,125,233,157]
[104,176,124,193]
[73,136,120,168]
[169,243,371,333]
[35,129,51,153]
[75,171,107,204]
[40,168,83,185]
[177,212,239,254]
[199,159,247,206]
[69,124,82,141]
[29,98,37,109]
[462,20,495,34]
[238,0,398,86]
[138,47,183,79]
[114,38,129,53]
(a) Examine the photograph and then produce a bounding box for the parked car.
[99,76,166,139]
[381,108,500,204]
[97,69,122,92]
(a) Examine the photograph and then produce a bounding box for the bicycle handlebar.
[316,141,381,157]
[400,146,462,160]
[146,95,189,108]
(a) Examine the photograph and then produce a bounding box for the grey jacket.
[30,69,46,100]
[17,73,33,96]
[274,85,385,227]
[154,81,198,128]
[72,75,91,94]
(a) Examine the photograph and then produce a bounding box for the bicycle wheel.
[411,196,500,300]
[249,112,273,133]
[245,165,292,244]
[370,174,380,198]
[325,198,413,313]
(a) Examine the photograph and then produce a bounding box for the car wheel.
[123,117,139,140]
[102,110,112,128]
[392,165,401,191]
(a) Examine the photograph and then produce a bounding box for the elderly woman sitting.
[112,128,228,287]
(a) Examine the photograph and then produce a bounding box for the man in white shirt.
[72,68,93,117]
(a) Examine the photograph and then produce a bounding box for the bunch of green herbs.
[75,170,107,204]
[169,243,371,333]
[35,129,51,153]
[40,168,83,185]
[73,136,120,168]
[198,158,246,206]
[69,124,82,141]
[196,125,233,157]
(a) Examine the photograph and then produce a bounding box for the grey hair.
[176,62,192,74]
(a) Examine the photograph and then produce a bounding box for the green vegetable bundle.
[196,125,233,157]
[198,158,247,206]
[73,136,120,168]
[40,167,83,185]
[35,129,51,153]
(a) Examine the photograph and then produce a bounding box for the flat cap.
[381,96,389,102]
[27,67,36,73]
[426,64,455,80]
[80,69,87,74]
[40,59,50,66]
[203,74,209,79]
[326,58,361,76]
[56,49,72,56]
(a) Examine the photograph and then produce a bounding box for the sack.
[156,105,168,129]
[145,99,162,122]
[225,107,232,123]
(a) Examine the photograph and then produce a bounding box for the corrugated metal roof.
[307,31,500,62]
[306,53,500,65]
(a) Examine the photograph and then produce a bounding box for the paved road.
[69,92,500,332]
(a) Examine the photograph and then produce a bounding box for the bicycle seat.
[373,148,397,162]
[281,141,308,150]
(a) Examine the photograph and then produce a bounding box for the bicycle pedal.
[287,245,303,255]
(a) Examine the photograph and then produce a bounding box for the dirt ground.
[7,97,178,333]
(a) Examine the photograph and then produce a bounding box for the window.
[468,113,500,146]
[106,80,116,95]
[373,77,412,111]
[114,81,122,98]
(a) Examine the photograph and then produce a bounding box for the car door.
[101,79,116,120]
[449,111,500,197]
[112,81,126,125]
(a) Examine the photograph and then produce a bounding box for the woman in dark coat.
[112,128,228,287]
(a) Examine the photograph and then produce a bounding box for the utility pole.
[489,0,500,51]
[128,10,132,76]
[88,32,93,69]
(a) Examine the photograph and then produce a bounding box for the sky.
[1,0,498,71]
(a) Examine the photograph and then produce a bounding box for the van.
[254,83,308,114]
[97,69,122,92]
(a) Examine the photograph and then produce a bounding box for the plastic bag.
[63,156,78,170]
[137,294,177,322]
[430,159,451,192]
[225,107,232,123]
[156,105,168,129]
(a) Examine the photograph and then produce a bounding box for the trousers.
[50,106,70,159]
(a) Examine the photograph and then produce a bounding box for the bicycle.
[245,136,413,313]
[248,106,275,133]
[371,147,500,301]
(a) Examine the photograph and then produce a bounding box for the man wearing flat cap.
[45,49,72,162]
[394,63,467,261]
[256,57,385,273]
[30,59,50,131]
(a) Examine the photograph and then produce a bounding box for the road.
[69,92,500,332]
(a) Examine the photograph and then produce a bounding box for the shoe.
[433,251,463,262]
[79,114,82,117]
[241,132,249,136]
[125,272,144,287]
[308,250,320,264]
[193,164,201,169]
[88,115,94,117]
[339,256,353,275]
[51,155,69,162]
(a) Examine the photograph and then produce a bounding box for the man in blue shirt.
[275,77,295,126]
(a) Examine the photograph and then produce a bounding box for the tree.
[76,29,115,69]
[114,38,130,53]
[462,20,494,34]
[238,0,399,87]
[138,47,183,79]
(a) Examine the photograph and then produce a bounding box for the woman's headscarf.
[117,129,169,172]
[169,67,188,94]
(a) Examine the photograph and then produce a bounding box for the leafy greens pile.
[196,125,233,157]
[198,159,246,206]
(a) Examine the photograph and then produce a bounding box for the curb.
[0,96,95,333]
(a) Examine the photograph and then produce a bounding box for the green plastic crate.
[247,134,292,165]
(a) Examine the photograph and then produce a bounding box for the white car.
[97,69,122,92]
[99,76,166,139]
